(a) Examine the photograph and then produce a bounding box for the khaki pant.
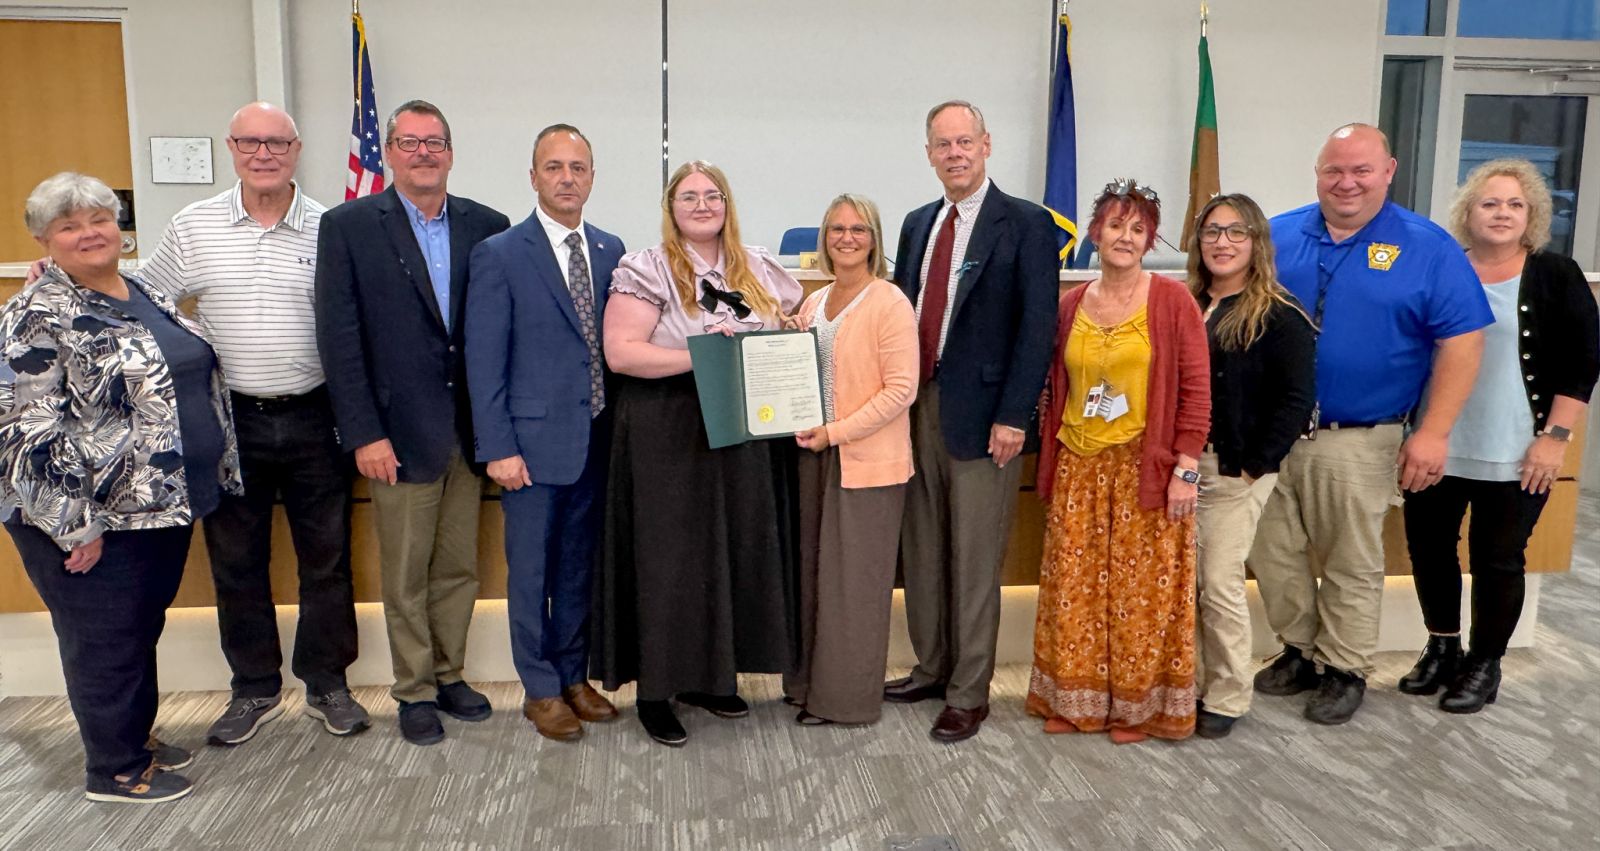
[1194,451,1277,718]
[1248,424,1403,678]
[900,381,1024,710]
[369,449,484,704]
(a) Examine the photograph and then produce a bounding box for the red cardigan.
[1037,274,1211,510]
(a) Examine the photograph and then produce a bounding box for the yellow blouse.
[1058,305,1151,456]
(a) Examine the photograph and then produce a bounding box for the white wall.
[5,0,1387,258]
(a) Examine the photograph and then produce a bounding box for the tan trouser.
[900,381,1024,710]
[369,449,484,704]
[1248,424,1403,678]
[1194,451,1277,718]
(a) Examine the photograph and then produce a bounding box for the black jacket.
[1514,250,1599,428]
[1195,291,1318,479]
[315,187,511,484]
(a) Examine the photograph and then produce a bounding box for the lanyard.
[1313,237,1359,330]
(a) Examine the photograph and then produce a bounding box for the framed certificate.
[687,329,824,449]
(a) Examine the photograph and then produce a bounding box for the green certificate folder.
[687,329,825,449]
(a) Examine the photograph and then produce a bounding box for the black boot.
[1398,634,1462,695]
[1253,645,1320,696]
[1305,667,1366,725]
[637,699,688,746]
[1440,654,1501,714]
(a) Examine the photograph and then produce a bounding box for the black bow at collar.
[698,278,751,320]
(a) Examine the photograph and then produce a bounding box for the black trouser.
[204,386,356,699]
[1402,476,1549,659]
[7,521,190,789]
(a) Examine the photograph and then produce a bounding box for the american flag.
[346,12,384,200]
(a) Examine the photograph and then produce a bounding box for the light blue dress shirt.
[398,192,452,325]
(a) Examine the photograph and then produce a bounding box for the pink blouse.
[609,244,803,349]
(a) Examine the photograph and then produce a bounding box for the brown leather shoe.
[562,683,618,722]
[883,676,946,704]
[930,704,989,743]
[523,697,583,741]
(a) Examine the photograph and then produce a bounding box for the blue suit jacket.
[315,187,510,484]
[894,183,1059,460]
[465,212,624,487]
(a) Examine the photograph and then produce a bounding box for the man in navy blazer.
[465,125,623,742]
[885,100,1059,743]
[315,100,510,746]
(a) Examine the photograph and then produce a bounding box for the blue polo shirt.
[1270,201,1491,423]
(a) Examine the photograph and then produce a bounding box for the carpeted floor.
[2,500,1597,851]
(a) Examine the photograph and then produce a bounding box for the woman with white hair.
[0,172,241,802]
[1399,159,1598,713]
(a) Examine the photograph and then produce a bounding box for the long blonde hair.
[661,160,780,320]
[1185,193,1310,350]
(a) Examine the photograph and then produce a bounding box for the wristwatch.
[1173,467,1200,485]
[1540,425,1572,442]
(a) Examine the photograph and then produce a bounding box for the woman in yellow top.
[1030,180,1212,743]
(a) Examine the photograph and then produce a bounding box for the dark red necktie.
[918,207,959,380]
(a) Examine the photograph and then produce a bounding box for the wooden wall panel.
[0,20,134,263]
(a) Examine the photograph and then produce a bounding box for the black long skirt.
[592,372,799,700]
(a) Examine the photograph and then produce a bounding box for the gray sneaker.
[305,689,371,736]
[207,695,285,746]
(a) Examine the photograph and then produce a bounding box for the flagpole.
[353,0,360,15]
[1200,1,1208,37]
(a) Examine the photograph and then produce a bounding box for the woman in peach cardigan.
[782,194,919,726]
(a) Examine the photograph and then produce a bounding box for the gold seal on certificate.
[687,329,825,448]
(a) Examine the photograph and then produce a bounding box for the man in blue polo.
[1250,123,1491,725]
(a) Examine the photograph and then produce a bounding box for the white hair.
[24,172,121,238]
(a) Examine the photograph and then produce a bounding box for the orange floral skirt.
[1025,437,1197,739]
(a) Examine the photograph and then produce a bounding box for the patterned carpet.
[1,500,1597,851]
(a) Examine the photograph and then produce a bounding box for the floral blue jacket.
[0,267,242,550]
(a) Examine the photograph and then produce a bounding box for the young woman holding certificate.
[783,195,919,727]
[596,161,803,747]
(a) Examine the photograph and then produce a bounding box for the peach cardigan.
[798,279,919,488]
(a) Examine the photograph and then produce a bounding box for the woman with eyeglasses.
[1398,159,1598,713]
[1030,179,1211,743]
[1184,194,1317,739]
[596,160,804,746]
[782,194,918,727]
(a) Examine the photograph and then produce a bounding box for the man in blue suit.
[465,124,623,741]
[884,100,1059,743]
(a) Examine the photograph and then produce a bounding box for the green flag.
[1183,33,1219,249]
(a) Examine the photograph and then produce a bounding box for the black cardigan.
[1514,250,1600,428]
[1196,292,1318,479]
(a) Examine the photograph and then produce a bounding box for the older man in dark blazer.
[465,124,623,742]
[886,100,1059,743]
[315,100,510,746]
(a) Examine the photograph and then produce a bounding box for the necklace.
[1090,275,1141,329]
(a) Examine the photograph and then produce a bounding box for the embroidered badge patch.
[1367,242,1401,271]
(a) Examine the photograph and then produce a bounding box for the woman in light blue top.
[1400,159,1599,714]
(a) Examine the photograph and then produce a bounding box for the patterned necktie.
[918,206,958,380]
[565,231,605,417]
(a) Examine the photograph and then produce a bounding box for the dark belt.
[1318,415,1405,431]
[230,384,328,409]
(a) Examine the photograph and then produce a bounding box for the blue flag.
[1044,11,1086,268]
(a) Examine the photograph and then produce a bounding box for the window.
[1381,57,1442,213]
[1457,0,1600,41]
[1386,0,1445,36]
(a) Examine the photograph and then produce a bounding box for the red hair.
[1087,193,1161,255]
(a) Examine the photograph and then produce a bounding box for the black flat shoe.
[676,692,749,718]
[1195,709,1239,739]
[637,700,687,746]
[781,695,801,707]
[1440,654,1501,714]
[1398,634,1462,695]
[795,710,833,726]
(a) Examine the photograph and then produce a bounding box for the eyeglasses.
[1198,224,1253,244]
[392,136,451,153]
[674,191,726,210]
[827,224,872,239]
[231,137,297,155]
[1099,178,1160,206]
